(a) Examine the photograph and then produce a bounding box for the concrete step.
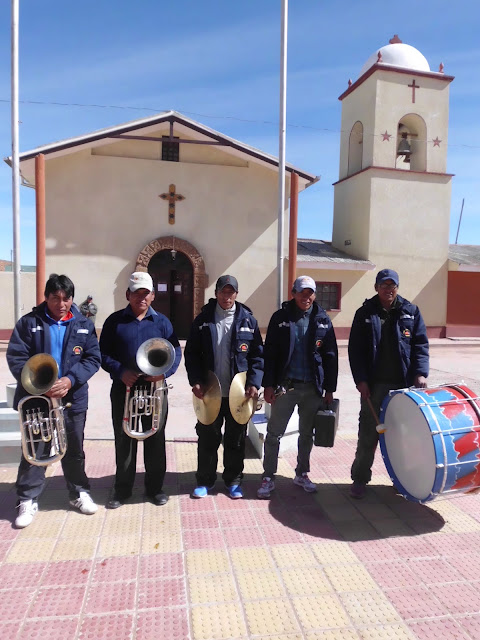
[0,405,19,432]
[248,408,300,458]
[0,430,21,466]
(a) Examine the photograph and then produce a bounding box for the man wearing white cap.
[257,276,338,498]
[100,272,182,508]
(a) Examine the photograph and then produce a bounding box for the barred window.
[162,136,179,162]
[315,282,341,311]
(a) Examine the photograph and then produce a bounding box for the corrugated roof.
[448,244,480,266]
[297,239,374,267]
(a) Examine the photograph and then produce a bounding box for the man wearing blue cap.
[348,268,429,499]
[257,275,338,499]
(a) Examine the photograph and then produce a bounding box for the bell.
[397,136,411,163]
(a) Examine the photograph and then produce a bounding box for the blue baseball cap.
[375,268,399,286]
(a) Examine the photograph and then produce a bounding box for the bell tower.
[332,35,454,326]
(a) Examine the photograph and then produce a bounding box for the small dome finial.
[439,62,444,73]
[377,51,383,63]
[348,78,352,87]
[389,34,403,44]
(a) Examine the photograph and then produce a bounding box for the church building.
[10,112,317,337]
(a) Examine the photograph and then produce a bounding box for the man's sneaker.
[70,491,98,515]
[191,486,213,499]
[350,481,366,499]
[228,485,243,499]
[293,473,317,493]
[257,477,275,499]
[15,500,38,528]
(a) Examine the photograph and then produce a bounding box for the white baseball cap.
[128,272,154,292]
[292,275,316,293]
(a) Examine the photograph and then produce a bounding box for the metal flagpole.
[11,0,21,322]
[276,0,288,308]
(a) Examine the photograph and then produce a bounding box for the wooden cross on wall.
[159,184,185,225]
[408,79,420,103]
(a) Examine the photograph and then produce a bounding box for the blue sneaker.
[192,486,211,498]
[228,485,244,499]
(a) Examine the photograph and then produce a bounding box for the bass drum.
[379,384,480,503]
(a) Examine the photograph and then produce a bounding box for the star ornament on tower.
[432,137,442,147]
[381,131,392,141]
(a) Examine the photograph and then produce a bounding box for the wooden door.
[148,250,193,339]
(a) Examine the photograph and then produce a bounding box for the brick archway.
[135,236,208,320]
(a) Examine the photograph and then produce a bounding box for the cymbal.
[229,371,255,425]
[192,370,222,425]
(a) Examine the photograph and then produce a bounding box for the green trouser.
[351,382,395,484]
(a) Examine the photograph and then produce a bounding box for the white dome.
[360,42,430,77]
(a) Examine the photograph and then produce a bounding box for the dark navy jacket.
[7,302,101,413]
[184,299,263,390]
[348,294,429,387]
[100,306,181,384]
[263,299,338,396]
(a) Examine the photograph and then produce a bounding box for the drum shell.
[379,384,480,503]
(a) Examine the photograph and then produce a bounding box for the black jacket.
[263,299,338,396]
[184,299,264,390]
[348,293,429,387]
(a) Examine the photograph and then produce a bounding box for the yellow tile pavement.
[191,602,247,639]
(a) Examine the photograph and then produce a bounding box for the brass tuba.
[18,353,68,466]
[122,338,175,440]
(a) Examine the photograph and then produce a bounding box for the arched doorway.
[149,250,193,338]
[135,236,208,339]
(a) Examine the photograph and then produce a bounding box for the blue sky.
[0,0,478,264]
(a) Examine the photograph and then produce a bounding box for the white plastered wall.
[39,143,289,330]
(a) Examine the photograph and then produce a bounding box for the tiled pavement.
[1,434,480,640]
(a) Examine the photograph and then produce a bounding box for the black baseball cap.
[215,275,239,292]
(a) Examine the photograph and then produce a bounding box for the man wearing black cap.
[348,268,429,499]
[184,275,263,499]
[257,276,338,499]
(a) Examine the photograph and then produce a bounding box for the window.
[315,282,341,311]
[162,136,179,162]
[347,121,363,176]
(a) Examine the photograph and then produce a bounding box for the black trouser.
[16,408,90,501]
[110,381,167,499]
[195,397,247,487]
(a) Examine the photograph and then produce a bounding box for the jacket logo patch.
[278,321,289,328]
[239,343,249,352]
[77,329,89,334]
[238,327,254,333]
[31,326,44,333]
[316,339,323,348]
[73,345,83,355]
[317,323,329,329]
[402,329,411,338]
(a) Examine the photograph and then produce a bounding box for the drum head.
[380,391,437,502]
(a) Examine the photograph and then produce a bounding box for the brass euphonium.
[122,338,175,440]
[18,353,68,466]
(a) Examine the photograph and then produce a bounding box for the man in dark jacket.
[7,274,101,528]
[184,275,263,499]
[100,271,181,509]
[348,268,429,499]
[257,276,338,499]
